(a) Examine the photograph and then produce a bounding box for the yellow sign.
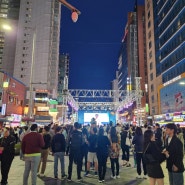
[3,82,9,88]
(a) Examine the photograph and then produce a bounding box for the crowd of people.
[0,120,184,185]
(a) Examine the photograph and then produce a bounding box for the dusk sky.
[60,0,145,90]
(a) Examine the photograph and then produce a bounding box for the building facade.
[0,71,26,116]
[58,53,69,104]
[117,4,147,124]
[13,0,61,100]
[0,0,20,74]
[146,0,185,115]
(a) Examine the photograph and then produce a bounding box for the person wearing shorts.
[85,127,98,176]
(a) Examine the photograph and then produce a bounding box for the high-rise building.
[58,53,69,104]
[0,0,20,74]
[117,4,147,124]
[118,5,147,108]
[146,0,185,115]
[13,0,61,100]
[118,40,128,91]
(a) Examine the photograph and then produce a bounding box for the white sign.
[1,104,6,115]
[37,107,49,111]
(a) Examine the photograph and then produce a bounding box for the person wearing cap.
[51,126,66,179]
[164,123,184,185]
[22,124,45,185]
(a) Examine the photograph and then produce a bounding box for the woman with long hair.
[96,127,110,183]
[109,126,120,179]
[143,130,166,185]
[132,127,147,179]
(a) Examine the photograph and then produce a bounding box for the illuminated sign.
[11,114,22,122]
[163,75,181,86]
[34,97,48,101]
[3,82,9,88]
[1,104,6,115]
[37,107,49,111]
[173,116,183,122]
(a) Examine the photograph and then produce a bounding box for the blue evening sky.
[60,0,145,90]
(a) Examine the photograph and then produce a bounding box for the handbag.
[143,143,158,164]
[125,132,131,146]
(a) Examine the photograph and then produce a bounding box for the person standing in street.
[164,123,184,185]
[67,122,83,182]
[51,126,66,179]
[37,126,51,177]
[19,126,29,160]
[154,123,163,149]
[85,127,98,177]
[132,127,147,179]
[22,124,45,185]
[0,128,16,185]
[96,127,111,183]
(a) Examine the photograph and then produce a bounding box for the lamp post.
[0,18,12,31]
[58,0,81,22]
[27,28,36,119]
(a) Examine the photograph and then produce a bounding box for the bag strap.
[143,142,150,154]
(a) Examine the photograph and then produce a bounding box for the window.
[149,41,152,49]
[150,73,153,81]
[151,84,154,92]
[148,21,151,28]
[151,95,154,103]
[148,31,151,39]
[150,62,153,70]
[148,11,150,19]
[149,51,152,59]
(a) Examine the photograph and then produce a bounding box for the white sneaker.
[143,175,147,179]
[111,175,116,179]
[136,175,142,179]
[40,173,45,177]
[116,175,120,179]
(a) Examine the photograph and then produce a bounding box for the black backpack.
[70,131,83,150]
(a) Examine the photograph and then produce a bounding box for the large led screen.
[84,113,109,125]
[160,78,185,114]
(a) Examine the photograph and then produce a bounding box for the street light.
[0,18,12,31]
[1,24,11,31]
[59,0,81,22]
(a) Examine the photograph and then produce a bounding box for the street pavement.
[6,154,185,185]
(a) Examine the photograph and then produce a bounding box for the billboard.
[160,78,185,114]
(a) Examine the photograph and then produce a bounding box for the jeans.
[54,152,65,177]
[1,155,14,184]
[110,158,119,176]
[37,149,49,174]
[168,171,184,185]
[23,155,41,185]
[97,154,108,181]
[122,145,130,161]
[68,150,82,179]
[136,152,147,175]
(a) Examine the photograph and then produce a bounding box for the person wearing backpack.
[67,122,83,182]
[109,126,121,180]
[51,126,66,179]
[37,126,51,177]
